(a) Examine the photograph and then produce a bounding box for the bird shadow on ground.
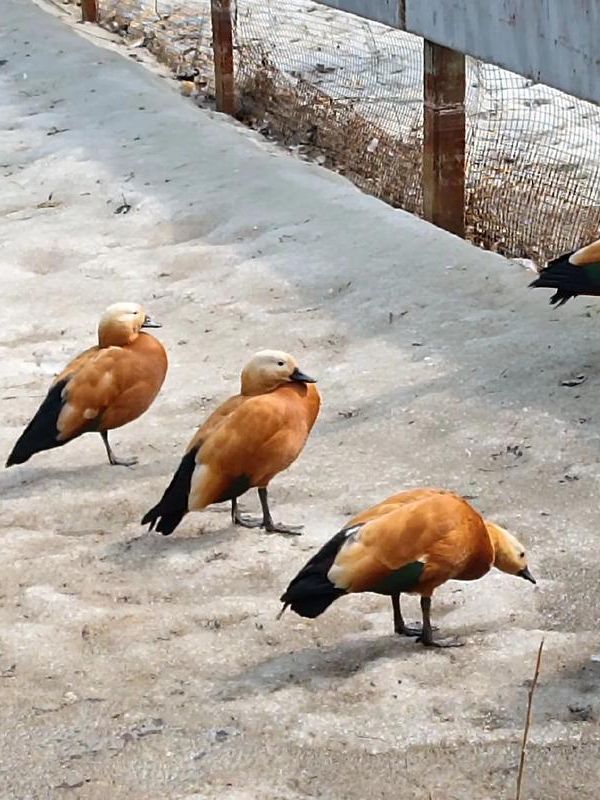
[99,511,244,566]
[218,613,551,700]
[215,634,427,698]
[0,458,167,500]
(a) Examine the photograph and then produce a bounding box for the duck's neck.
[485,521,516,571]
[98,321,139,348]
[240,371,280,396]
[484,521,500,558]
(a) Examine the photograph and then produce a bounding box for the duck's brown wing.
[6,345,110,466]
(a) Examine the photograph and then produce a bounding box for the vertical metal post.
[211,0,236,115]
[422,40,465,237]
[397,0,406,29]
[81,0,98,22]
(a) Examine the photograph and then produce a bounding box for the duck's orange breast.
[98,333,167,430]
[251,382,321,484]
[187,380,321,510]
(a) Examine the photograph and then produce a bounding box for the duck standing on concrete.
[6,302,167,468]
[142,350,321,536]
[530,237,600,306]
[279,488,535,647]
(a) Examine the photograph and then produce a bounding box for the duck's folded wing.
[54,347,129,440]
[197,396,289,481]
[331,509,430,593]
[280,506,432,616]
[141,395,286,535]
[186,394,246,451]
[6,347,121,466]
[51,346,99,386]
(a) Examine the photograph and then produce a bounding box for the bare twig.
[516,639,545,800]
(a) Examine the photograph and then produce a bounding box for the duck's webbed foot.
[259,488,303,536]
[231,490,303,535]
[231,499,263,528]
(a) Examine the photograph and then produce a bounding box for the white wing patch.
[188,463,209,511]
[328,524,364,589]
[342,524,362,541]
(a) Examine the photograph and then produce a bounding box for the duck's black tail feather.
[279,528,352,619]
[529,252,599,306]
[6,380,67,467]
[141,447,198,536]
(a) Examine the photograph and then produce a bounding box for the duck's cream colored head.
[240,350,316,396]
[98,302,161,347]
[486,521,536,583]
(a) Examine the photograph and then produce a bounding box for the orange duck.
[142,350,321,536]
[6,302,167,468]
[279,488,535,647]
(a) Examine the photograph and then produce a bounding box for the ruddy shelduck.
[6,302,167,468]
[530,236,600,306]
[142,349,321,536]
[279,488,535,647]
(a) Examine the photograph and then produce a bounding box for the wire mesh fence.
[466,61,600,261]
[235,1,424,216]
[84,0,600,263]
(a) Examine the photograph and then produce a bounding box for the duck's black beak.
[290,367,316,384]
[518,567,536,584]
[141,314,162,329]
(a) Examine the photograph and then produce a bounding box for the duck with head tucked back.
[6,302,167,468]
[279,488,536,648]
[142,349,321,536]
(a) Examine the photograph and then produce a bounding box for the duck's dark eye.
[520,552,525,558]
[277,361,284,366]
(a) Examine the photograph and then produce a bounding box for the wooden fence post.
[211,0,236,115]
[81,0,98,23]
[422,40,465,237]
